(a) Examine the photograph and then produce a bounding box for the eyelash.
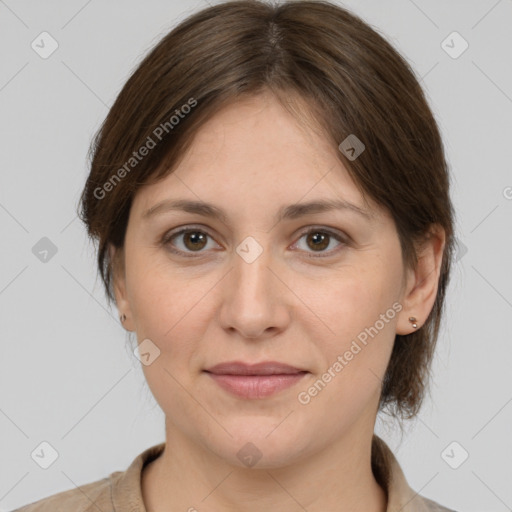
[161,225,348,259]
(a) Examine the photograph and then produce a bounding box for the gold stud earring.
[120,313,127,324]
[408,316,418,329]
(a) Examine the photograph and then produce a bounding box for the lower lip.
[205,372,308,399]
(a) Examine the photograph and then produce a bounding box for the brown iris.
[183,231,208,251]
[306,232,330,251]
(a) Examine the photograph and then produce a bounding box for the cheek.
[305,265,399,396]
[126,252,184,329]
[126,260,215,364]
[307,264,398,339]
[302,317,396,428]
[131,269,207,419]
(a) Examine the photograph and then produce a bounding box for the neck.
[142,421,387,512]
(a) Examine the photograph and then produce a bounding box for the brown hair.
[77,0,456,424]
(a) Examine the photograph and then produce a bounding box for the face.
[112,91,416,468]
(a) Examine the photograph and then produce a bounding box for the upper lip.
[204,361,307,376]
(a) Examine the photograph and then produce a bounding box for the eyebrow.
[142,198,374,223]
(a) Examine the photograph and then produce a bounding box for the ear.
[109,244,135,331]
[396,224,446,335]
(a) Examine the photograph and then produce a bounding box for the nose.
[218,243,291,340]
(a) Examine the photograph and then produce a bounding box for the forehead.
[132,92,382,222]
[185,91,328,164]
[132,94,387,228]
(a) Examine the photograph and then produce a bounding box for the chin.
[203,425,311,470]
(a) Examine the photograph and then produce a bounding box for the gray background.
[1,1,511,511]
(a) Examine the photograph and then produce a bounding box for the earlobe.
[396,225,446,335]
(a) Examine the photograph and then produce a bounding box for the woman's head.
[78,0,455,455]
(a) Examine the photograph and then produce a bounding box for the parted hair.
[78,0,456,424]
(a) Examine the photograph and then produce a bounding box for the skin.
[111,90,445,512]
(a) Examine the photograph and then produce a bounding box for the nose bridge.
[232,238,274,305]
[219,236,287,338]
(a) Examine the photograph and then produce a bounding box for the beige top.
[14,435,456,511]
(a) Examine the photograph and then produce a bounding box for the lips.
[204,361,306,376]
[203,361,308,399]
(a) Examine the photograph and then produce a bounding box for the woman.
[15,1,458,510]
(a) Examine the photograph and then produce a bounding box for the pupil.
[309,232,328,250]
[186,232,206,250]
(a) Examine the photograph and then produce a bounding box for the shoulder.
[371,435,459,512]
[12,442,166,512]
[12,472,121,512]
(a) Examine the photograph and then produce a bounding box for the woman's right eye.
[162,227,220,257]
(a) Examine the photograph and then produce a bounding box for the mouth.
[203,361,309,399]
[204,360,307,376]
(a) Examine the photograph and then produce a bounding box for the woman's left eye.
[292,228,346,257]
[161,226,346,258]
